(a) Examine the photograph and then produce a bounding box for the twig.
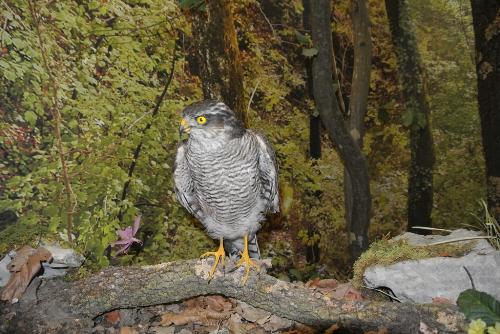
[411,226,453,233]
[362,285,402,302]
[29,0,77,243]
[126,111,153,132]
[256,2,275,36]
[462,266,475,290]
[246,79,260,113]
[427,236,494,246]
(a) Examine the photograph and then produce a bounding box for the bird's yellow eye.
[196,116,207,125]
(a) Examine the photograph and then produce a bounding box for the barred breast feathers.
[175,130,279,240]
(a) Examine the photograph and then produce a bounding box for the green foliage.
[458,289,500,326]
[0,0,202,264]
[409,0,484,229]
[301,48,318,58]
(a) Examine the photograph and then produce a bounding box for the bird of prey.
[173,100,279,283]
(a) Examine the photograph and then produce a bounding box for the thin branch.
[427,236,494,246]
[4,259,468,333]
[256,2,275,36]
[29,0,77,243]
[118,38,178,220]
[362,285,403,303]
[246,79,260,113]
[411,226,453,233]
[462,266,475,290]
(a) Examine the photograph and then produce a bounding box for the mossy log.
[0,259,467,333]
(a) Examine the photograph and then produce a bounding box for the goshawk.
[173,100,279,283]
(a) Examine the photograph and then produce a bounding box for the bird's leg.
[236,234,260,285]
[200,237,225,279]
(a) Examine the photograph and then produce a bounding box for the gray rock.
[38,243,84,279]
[42,243,85,268]
[0,252,14,287]
[363,229,500,303]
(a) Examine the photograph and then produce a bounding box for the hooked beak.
[179,118,190,135]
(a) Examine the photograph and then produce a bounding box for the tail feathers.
[224,234,260,260]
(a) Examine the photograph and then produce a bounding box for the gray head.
[179,100,245,140]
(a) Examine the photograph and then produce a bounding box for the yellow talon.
[200,237,225,279]
[236,234,260,285]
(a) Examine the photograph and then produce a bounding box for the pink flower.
[112,215,143,255]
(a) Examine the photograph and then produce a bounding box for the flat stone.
[364,229,500,303]
[0,252,14,287]
[42,243,85,268]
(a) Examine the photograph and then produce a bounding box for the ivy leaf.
[11,38,26,50]
[3,69,16,82]
[24,111,38,126]
[402,110,414,127]
[415,112,427,129]
[302,48,318,58]
[295,31,311,46]
[178,0,205,10]
[457,289,500,326]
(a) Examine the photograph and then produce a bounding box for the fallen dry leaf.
[280,324,315,334]
[306,278,339,290]
[235,301,271,323]
[328,283,364,301]
[204,295,233,312]
[119,326,139,334]
[1,246,52,302]
[432,296,453,304]
[261,314,293,332]
[324,324,340,333]
[104,310,121,324]
[160,296,232,327]
[363,328,388,334]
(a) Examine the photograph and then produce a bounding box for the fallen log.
[0,258,468,333]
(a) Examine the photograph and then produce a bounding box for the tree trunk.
[344,0,372,232]
[303,0,321,264]
[0,259,468,333]
[385,0,435,233]
[470,0,500,222]
[190,1,247,125]
[310,0,372,261]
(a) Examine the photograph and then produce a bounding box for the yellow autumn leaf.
[469,319,487,334]
[487,323,500,334]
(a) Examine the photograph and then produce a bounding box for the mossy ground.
[352,237,476,287]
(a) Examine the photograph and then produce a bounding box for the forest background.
[0,0,487,281]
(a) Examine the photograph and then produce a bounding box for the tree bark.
[189,1,247,125]
[344,0,372,232]
[0,259,467,333]
[385,0,435,233]
[470,0,500,222]
[309,0,371,261]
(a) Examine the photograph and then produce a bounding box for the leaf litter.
[0,246,52,302]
